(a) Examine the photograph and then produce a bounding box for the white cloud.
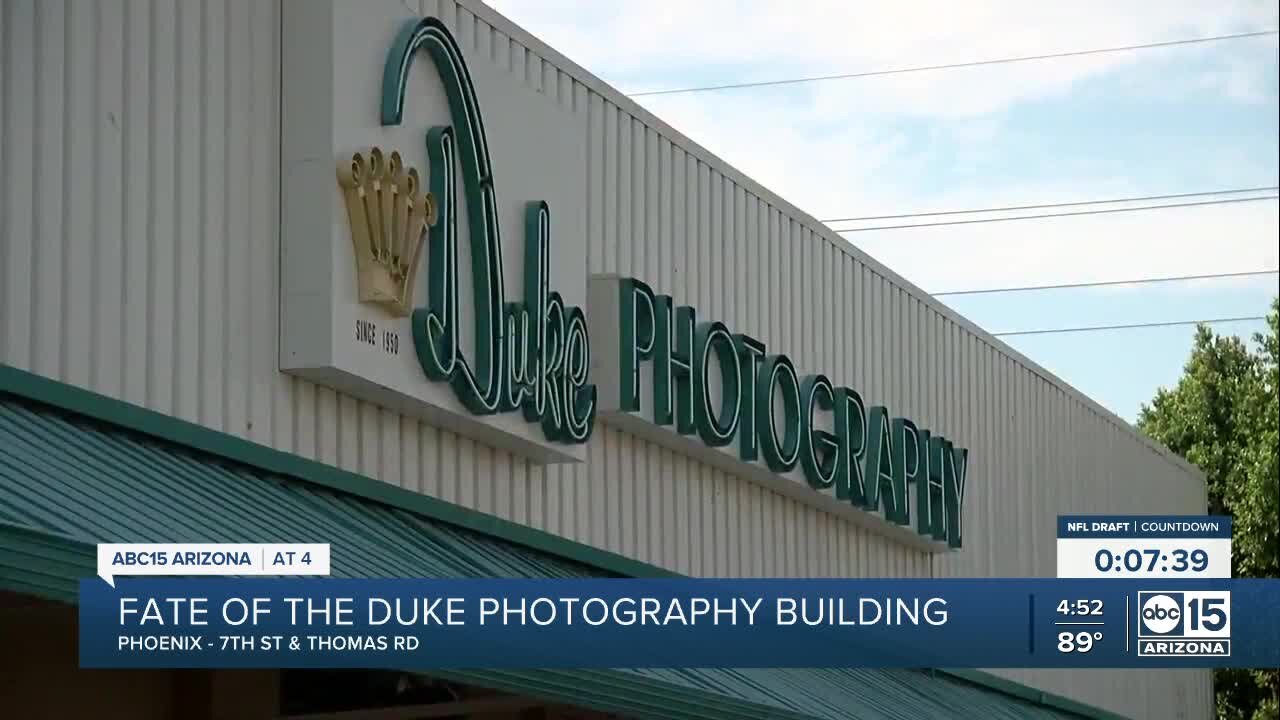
[852,200,1280,294]
[482,0,1279,297]
[489,0,1278,114]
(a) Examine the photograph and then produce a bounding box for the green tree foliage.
[1138,297,1279,720]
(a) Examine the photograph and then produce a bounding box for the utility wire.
[934,269,1280,297]
[627,29,1279,97]
[832,195,1278,233]
[820,186,1280,224]
[991,316,1267,337]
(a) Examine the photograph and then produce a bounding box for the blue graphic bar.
[1057,515,1233,539]
[78,578,1278,669]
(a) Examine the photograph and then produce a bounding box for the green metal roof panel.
[0,390,1113,720]
[0,398,600,584]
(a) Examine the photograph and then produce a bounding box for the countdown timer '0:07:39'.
[1095,548,1209,574]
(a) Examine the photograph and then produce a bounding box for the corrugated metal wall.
[0,0,1211,717]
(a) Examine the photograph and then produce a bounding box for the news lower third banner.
[80,577,1279,669]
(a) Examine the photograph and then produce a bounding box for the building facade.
[0,0,1211,717]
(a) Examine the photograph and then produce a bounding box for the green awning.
[0,366,1123,720]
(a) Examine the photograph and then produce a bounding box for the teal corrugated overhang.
[0,369,1122,720]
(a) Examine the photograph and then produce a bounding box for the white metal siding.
[0,0,1212,717]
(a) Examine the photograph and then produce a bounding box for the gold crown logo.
[337,147,438,317]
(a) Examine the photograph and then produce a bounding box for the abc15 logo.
[1137,591,1230,638]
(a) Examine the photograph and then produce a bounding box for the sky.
[486,0,1280,422]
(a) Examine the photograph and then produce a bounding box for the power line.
[991,315,1267,337]
[627,29,1279,97]
[820,186,1280,224]
[832,195,1278,233]
[933,269,1280,297]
